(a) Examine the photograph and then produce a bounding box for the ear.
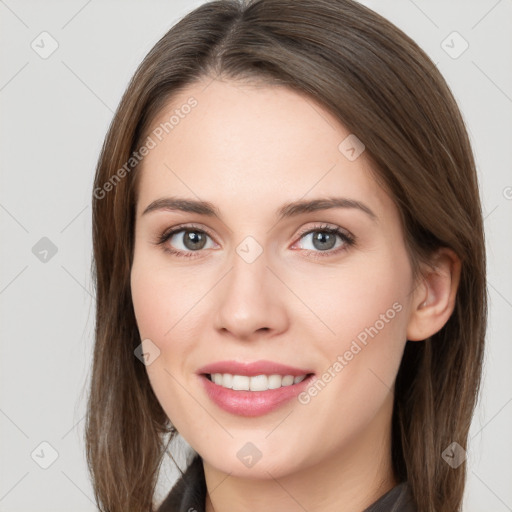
[407,248,461,341]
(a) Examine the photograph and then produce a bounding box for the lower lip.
[199,374,315,417]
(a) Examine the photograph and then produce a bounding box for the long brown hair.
[86,1,487,510]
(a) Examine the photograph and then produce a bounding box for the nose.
[213,245,289,341]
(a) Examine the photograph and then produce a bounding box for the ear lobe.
[407,248,461,341]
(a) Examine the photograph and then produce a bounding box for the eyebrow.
[141,196,377,221]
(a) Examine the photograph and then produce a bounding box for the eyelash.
[153,223,356,260]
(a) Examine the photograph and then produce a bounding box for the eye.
[154,223,355,259]
[155,224,216,258]
[292,224,355,258]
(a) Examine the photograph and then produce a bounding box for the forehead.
[135,78,389,219]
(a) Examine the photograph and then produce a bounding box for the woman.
[86,1,487,511]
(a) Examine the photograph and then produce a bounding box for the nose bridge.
[226,236,272,307]
[224,232,270,288]
[213,235,287,337]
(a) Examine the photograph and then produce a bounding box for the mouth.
[204,372,312,390]
[196,360,315,417]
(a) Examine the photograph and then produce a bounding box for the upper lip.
[197,360,314,377]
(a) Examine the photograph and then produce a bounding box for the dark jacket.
[157,454,417,512]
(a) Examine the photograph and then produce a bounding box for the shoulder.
[363,481,417,512]
[157,458,417,512]
[156,454,206,512]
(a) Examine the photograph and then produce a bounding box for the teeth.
[209,373,308,391]
[268,374,282,389]
[249,374,268,391]
[223,373,233,389]
[282,375,294,386]
[232,375,250,390]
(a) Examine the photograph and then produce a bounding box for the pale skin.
[130,77,460,512]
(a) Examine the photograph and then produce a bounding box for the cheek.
[336,273,408,345]
[130,253,182,341]
[130,254,210,426]
[299,247,412,414]
[131,277,167,340]
[302,250,412,351]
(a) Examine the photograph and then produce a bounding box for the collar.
[157,454,417,512]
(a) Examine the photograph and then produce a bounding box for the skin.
[130,78,460,512]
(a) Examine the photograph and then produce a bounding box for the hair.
[86,0,487,511]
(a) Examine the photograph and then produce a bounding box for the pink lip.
[197,359,313,377]
[196,360,315,417]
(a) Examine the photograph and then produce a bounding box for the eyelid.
[294,222,353,241]
[290,223,355,253]
[156,221,355,257]
[159,222,217,243]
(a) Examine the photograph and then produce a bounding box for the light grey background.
[0,1,511,510]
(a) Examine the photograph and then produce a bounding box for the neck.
[203,392,397,512]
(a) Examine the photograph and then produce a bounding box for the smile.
[207,373,307,391]
[196,360,315,417]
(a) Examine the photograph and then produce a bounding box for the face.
[130,78,418,480]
